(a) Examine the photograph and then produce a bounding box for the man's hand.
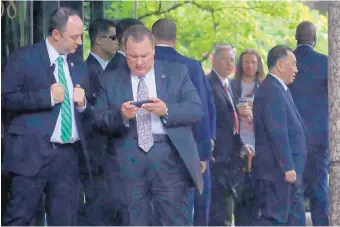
[284,170,296,183]
[121,101,139,120]
[73,84,85,107]
[141,97,167,116]
[51,83,65,104]
[237,104,253,120]
[200,161,207,174]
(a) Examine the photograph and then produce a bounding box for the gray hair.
[213,43,237,59]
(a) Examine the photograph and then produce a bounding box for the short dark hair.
[295,21,316,45]
[235,49,265,82]
[48,7,80,35]
[151,18,177,41]
[267,45,293,70]
[116,18,143,45]
[123,25,154,47]
[88,18,115,46]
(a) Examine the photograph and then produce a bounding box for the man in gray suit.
[93,25,203,226]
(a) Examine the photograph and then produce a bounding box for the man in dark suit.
[93,25,203,225]
[104,18,143,72]
[151,18,216,226]
[253,45,307,226]
[78,18,118,225]
[1,7,91,226]
[207,44,254,226]
[288,21,329,226]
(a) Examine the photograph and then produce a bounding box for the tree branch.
[138,1,191,20]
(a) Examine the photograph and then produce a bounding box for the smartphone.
[130,99,153,108]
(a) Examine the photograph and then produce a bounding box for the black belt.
[153,134,170,143]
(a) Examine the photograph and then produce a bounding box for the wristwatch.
[161,107,169,124]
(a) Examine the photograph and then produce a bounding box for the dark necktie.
[136,76,154,152]
[225,84,239,134]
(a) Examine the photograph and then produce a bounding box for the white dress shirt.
[130,65,167,135]
[46,38,85,144]
[268,73,288,91]
[90,52,109,70]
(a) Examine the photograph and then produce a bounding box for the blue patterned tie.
[136,76,153,152]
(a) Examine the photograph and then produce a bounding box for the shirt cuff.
[77,99,87,113]
[123,120,130,127]
[51,92,55,107]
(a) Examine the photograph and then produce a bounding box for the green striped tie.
[57,56,72,142]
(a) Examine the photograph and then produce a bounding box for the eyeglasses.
[99,35,117,41]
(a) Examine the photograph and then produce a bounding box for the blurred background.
[1,0,328,73]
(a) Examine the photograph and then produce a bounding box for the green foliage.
[84,0,328,72]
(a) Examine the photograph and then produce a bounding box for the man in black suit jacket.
[79,18,118,225]
[207,44,254,226]
[289,21,329,226]
[93,25,203,225]
[253,45,307,225]
[1,8,92,226]
[152,18,216,226]
[104,18,143,72]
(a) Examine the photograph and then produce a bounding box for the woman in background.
[230,49,265,226]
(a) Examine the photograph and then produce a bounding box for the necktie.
[136,76,154,152]
[225,85,239,134]
[57,56,72,142]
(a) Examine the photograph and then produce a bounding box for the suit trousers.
[208,172,234,226]
[118,137,192,226]
[303,144,329,226]
[4,141,81,226]
[187,161,211,226]
[253,179,306,226]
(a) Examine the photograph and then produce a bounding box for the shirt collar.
[297,43,314,49]
[268,73,288,91]
[156,44,173,48]
[90,52,109,70]
[213,69,229,87]
[117,50,126,57]
[46,38,67,66]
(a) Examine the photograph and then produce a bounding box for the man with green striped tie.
[2,7,92,226]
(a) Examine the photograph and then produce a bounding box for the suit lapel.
[211,71,234,110]
[40,41,57,84]
[67,56,80,87]
[268,75,305,127]
[154,60,168,102]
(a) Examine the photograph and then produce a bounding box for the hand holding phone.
[130,99,153,108]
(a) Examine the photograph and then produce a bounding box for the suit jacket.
[1,40,92,177]
[93,60,204,193]
[155,46,216,161]
[207,71,244,188]
[253,74,307,182]
[86,54,104,105]
[85,54,109,177]
[288,45,328,146]
[104,51,127,73]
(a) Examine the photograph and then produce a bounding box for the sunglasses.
[99,35,117,41]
